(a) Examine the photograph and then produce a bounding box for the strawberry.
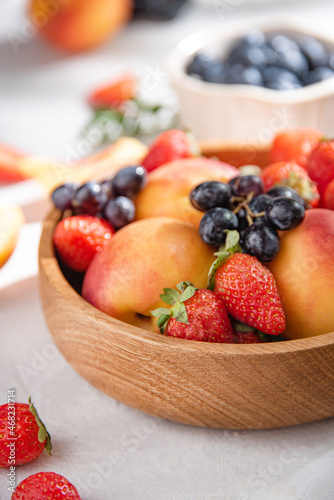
[151,281,234,343]
[0,397,51,468]
[88,73,136,109]
[307,139,334,198]
[270,127,322,168]
[0,143,28,183]
[53,215,114,273]
[233,330,264,344]
[261,160,320,208]
[213,253,285,335]
[141,129,199,172]
[323,179,334,210]
[11,472,81,500]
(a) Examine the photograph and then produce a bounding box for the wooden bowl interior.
[38,142,334,430]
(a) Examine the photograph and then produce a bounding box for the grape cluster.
[51,165,147,230]
[190,174,306,262]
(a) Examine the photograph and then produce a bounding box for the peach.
[29,0,132,52]
[267,209,334,339]
[82,217,216,332]
[0,205,25,268]
[136,158,239,228]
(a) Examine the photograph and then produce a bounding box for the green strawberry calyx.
[151,281,198,334]
[207,230,242,291]
[29,396,52,456]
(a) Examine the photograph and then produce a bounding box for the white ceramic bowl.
[165,19,334,141]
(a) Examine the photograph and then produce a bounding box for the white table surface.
[1,2,334,499]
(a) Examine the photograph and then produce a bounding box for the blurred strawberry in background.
[28,0,132,52]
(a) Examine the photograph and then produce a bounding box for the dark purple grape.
[100,180,113,199]
[190,181,231,211]
[248,194,272,223]
[265,196,305,231]
[232,175,264,197]
[199,208,238,246]
[236,207,249,232]
[243,222,280,262]
[112,166,147,198]
[104,196,135,229]
[72,182,109,215]
[51,182,79,211]
[266,186,306,208]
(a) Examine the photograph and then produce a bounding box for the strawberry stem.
[29,396,52,456]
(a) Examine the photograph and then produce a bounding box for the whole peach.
[136,157,239,228]
[267,209,334,339]
[29,0,132,52]
[82,217,216,332]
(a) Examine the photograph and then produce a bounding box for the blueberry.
[202,60,227,84]
[263,66,303,90]
[72,182,109,215]
[240,66,264,86]
[190,181,232,211]
[51,182,79,211]
[104,196,135,229]
[299,36,329,69]
[199,208,239,246]
[266,186,306,208]
[186,53,216,79]
[269,35,300,54]
[112,166,147,198]
[241,30,266,48]
[227,45,267,67]
[265,196,305,231]
[304,66,334,85]
[243,222,280,262]
[232,175,264,197]
[223,63,248,84]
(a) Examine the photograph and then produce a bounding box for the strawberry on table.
[152,281,234,343]
[53,215,114,273]
[261,160,320,208]
[11,472,81,500]
[307,139,334,198]
[88,73,136,109]
[270,127,322,168]
[141,129,199,172]
[0,397,51,468]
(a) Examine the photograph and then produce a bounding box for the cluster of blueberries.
[190,175,306,262]
[51,166,147,230]
[186,30,334,91]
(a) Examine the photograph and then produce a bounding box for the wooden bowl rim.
[39,208,334,356]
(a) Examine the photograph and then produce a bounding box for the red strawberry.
[0,397,51,468]
[323,179,334,210]
[152,281,234,343]
[11,472,81,500]
[307,139,334,198]
[261,160,319,208]
[88,73,136,109]
[233,330,264,344]
[53,215,114,272]
[142,129,199,172]
[214,253,285,335]
[270,127,322,168]
[0,143,28,183]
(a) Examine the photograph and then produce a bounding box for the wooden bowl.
[39,142,334,430]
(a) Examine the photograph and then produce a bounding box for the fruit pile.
[186,30,334,90]
[51,127,334,343]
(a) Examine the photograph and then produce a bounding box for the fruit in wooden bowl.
[39,133,334,430]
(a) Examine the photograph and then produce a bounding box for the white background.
[1,1,334,499]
